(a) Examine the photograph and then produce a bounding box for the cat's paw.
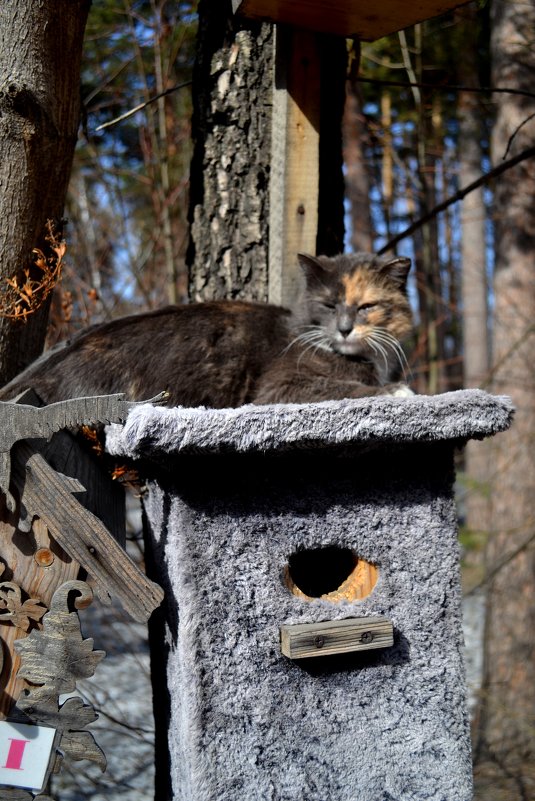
[389,384,415,398]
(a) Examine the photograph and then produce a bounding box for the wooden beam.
[269,26,321,308]
[233,0,469,40]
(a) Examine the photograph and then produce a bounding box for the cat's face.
[297,252,413,373]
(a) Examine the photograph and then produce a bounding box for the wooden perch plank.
[280,616,393,659]
[10,442,164,623]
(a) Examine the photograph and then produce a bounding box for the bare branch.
[465,528,535,597]
[378,145,535,254]
[357,75,535,102]
[503,111,535,159]
[94,80,192,132]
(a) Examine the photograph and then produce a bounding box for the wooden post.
[268,26,321,308]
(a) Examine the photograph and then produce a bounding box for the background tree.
[457,4,492,571]
[47,0,197,347]
[473,1,535,797]
[0,0,90,382]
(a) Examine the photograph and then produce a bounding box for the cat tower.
[107,388,513,801]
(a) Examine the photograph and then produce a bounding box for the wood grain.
[11,441,164,623]
[268,26,320,308]
[280,616,393,659]
[232,0,469,41]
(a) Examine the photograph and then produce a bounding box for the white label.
[0,720,56,792]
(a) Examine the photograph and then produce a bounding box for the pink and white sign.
[0,720,56,792]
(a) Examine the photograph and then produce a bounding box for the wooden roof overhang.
[232,0,468,39]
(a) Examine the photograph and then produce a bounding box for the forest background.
[0,0,534,799]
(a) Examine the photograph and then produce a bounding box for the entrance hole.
[286,546,378,602]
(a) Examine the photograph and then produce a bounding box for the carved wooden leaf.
[12,581,107,777]
[0,581,47,631]
[15,582,104,695]
[15,690,107,775]
[16,692,97,732]
[60,728,106,771]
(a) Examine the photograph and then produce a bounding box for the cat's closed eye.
[358,302,377,312]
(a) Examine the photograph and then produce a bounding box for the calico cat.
[0,252,413,406]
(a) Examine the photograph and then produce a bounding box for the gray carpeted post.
[108,390,513,801]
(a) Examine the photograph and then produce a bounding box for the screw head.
[34,547,54,567]
[314,635,325,649]
[360,631,374,644]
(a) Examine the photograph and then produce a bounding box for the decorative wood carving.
[10,441,163,622]
[0,393,164,623]
[0,391,166,797]
[13,581,107,782]
[0,563,46,632]
[0,392,165,512]
[0,518,81,719]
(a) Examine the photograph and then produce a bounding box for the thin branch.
[503,111,535,159]
[479,323,535,390]
[94,80,192,132]
[464,528,535,597]
[397,30,420,107]
[357,75,535,102]
[378,144,535,254]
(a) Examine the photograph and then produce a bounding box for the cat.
[0,252,414,407]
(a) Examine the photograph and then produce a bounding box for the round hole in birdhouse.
[285,546,378,602]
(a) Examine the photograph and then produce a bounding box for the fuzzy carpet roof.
[107,389,514,458]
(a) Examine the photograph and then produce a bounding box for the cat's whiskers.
[365,337,390,374]
[284,327,332,356]
[366,327,411,379]
[283,326,335,369]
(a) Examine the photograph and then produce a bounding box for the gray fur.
[109,390,513,801]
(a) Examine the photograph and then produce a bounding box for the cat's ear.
[297,253,331,287]
[379,256,411,289]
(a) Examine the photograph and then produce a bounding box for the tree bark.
[474,1,535,797]
[0,0,90,384]
[187,0,274,302]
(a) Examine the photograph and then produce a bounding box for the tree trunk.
[342,75,373,253]
[456,5,492,553]
[474,1,535,797]
[0,0,90,384]
[187,0,274,302]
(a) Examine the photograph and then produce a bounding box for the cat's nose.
[337,315,354,338]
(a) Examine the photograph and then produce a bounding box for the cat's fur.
[0,253,413,406]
